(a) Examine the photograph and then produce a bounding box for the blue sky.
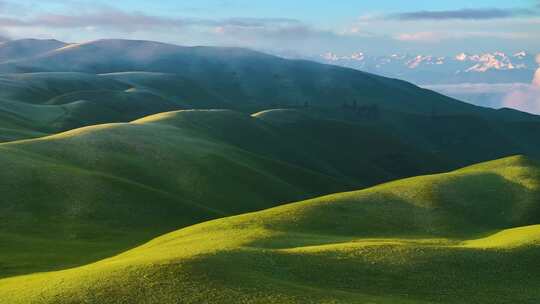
[1,0,539,55]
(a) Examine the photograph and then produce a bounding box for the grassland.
[0,39,539,303]
[3,108,452,279]
[1,155,538,303]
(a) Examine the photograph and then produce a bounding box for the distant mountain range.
[0,38,67,62]
[315,50,538,85]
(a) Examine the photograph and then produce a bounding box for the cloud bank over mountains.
[319,48,540,114]
[423,56,540,114]
[0,0,537,113]
[491,54,540,113]
[389,8,538,21]
[503,56,540,113]
[0,1,537,56]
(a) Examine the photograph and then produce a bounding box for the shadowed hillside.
[0,72,539,171]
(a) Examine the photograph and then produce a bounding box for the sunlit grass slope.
[1,155,539,304]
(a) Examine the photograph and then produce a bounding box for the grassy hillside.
[137,109,447,185]
[379,111,540,166]
[0,73,133,140]
[0,70,538,173]
[1,109,448,278]
[100,72,229,109]
[0,72,234,141]
[1,38,538,304]
[1,155,538,303]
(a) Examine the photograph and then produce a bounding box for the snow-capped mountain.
[316,51,538,85]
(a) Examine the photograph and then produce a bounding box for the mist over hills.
[0,39,538,131]
[0,38,530,117]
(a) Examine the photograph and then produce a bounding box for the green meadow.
[1,108,453,278]
[1,156,539,303]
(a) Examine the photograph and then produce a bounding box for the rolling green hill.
[1,109,448,278]
[1,70,540,173]
[0,39,538,173]
[1,155,538,303]
[0,72,228,140]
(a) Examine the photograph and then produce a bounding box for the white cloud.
[534,68,540,86]
[0,2,537,56]
[389,8,538,21]
[395,32,440,42]
[424,83,533,95]
[425,60,540,114]
[394,31,533,43]
[502,83,540,113]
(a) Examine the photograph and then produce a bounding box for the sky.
[1,0,539,56]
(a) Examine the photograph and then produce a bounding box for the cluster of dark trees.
[342,101,380,120]
[267,101,311,108]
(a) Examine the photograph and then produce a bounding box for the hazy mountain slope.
[0,72,129,104]
[0,39,67,63]
[1,156,538,304]
[1,39,535,120]
[1,109,447,278]
[100,72,230,109]
[0,99,55,141]
[0,72,139,137]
